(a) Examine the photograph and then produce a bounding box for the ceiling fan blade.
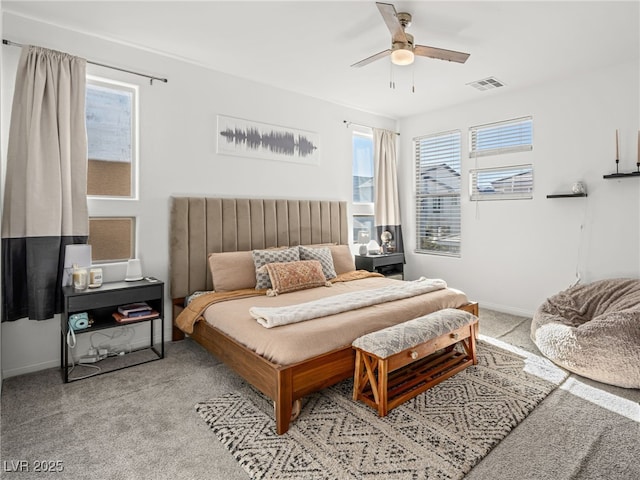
[376,2,408,44]
[351,49,392,68]
[414,45,470,63]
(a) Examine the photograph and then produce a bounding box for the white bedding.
[250,277,447,328]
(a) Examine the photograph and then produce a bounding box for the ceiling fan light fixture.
[391,47,414,66]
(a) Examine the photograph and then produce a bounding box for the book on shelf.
[117,302,151,316]
[112,310,159,323]
[126,309,154,318]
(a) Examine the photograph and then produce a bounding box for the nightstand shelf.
[355,253,405,280]
[61,279,164,382]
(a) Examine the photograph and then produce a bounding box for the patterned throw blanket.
[250,277,447,328]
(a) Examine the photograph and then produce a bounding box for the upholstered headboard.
[170,197,349,300]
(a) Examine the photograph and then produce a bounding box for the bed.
[170,196,478,434]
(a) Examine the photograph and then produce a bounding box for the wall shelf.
[603,171,640,179]
[546,193,587,198]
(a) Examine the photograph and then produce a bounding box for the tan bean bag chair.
[531,278,640,388]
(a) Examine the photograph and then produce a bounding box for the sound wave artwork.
[217,115,319,165]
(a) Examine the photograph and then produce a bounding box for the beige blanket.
[250,277,447,328]
[202,276,468,365]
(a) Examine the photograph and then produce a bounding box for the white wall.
[399,59,640,316]
[0,13,397,377]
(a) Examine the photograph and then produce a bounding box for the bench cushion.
[352,308,477,359]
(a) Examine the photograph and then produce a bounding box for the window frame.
[469,164,534,201]
[414,129,462,257]
[86,75,139,200]
[469,116,533,158]
[352,128,375,243]
[86,76,140,265]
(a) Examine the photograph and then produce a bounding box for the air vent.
[467,77,505,91]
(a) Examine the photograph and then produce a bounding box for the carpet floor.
[196,339,567,480]
[1,308,639,480]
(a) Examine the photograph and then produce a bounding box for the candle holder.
[603,130,640,178]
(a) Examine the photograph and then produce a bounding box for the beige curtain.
[373,128,404,253]
[2,46,88,321]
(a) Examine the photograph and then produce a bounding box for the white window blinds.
[470,165,534,201]
[415,130,461,256]
[470,116,533,157]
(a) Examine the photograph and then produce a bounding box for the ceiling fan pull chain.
[412,63,416,93]
[389,62,395,89]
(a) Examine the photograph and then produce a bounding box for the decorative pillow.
[329,244,356,275]
[252,246,300,289]
[298,245,337,280]
[259,260,329,296]
[208,251,256,291]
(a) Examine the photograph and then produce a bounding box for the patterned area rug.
[196,338,567,480]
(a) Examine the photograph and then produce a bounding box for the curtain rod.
[2,39,168,85]
[343,120,399,136]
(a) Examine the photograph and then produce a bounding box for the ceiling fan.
[351,2,470,68]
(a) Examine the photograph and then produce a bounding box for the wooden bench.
[352,308,479,416]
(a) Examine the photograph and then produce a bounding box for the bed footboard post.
[172,300,186,341]
[275,369,294,435]
[172,325,185,341]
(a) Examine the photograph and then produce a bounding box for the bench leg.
[377,359,389,417]
[353,350,364,401]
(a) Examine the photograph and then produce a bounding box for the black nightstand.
[61,279,164,382]
[355,253,404,280]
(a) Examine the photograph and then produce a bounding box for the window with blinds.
[470,116,533,157]
[470,165,533,201]
[415,130,461,256]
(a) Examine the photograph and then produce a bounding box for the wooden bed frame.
[170,197,478,434]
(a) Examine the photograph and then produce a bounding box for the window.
[352,130,375,242]
[86,79,137,197]
[470,116,533,157]
[86,77,139,263]
[470,165,533,201]
[87,217,136,262]
[415,131,461,256]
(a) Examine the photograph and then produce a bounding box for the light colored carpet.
[196,339,567,480]
[1,308,638,480]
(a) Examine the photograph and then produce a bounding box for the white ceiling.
[3,1,639,119]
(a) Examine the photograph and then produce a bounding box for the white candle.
[616,129,619,160]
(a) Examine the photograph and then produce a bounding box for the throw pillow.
[252,246,300,289]
[329,244,356,275]
[298,245,337,280]
[260,260,329,296]
[208,251,256,291]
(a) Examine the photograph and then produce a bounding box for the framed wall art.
[217,115,319,165]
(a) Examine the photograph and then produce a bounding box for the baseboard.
[2,358,60,379]
[2,335,165,379]
[477,301,534,318]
